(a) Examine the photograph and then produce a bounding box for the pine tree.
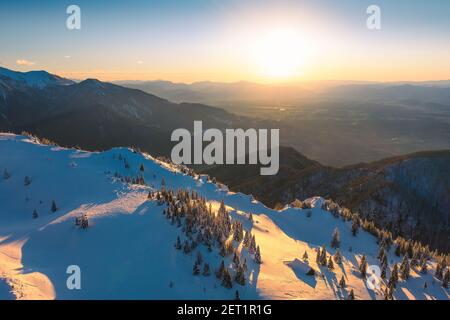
[24,176,31,186]
[80,214,89,229]
[3,168,11,180]
[216,260,226,279]
[193,262,200,275]
[327,256,334,269]
[140,164,145,172]
[302,251,308,261]
[377,246,386,262]
[254,246,262,264]
[348,289,355,300]
[389,264,399,289]
[359,255,368,278]
[203,263,211,276]
[381,265,387,280]
[333,249,342,264]
[443,269,449,288]
[320,245,327,266]
[183,240,191,254]
[249,212,253,222]
[394,244,402,257]
[32,209,38,219]
[249,235,256,254]
[351,220,359,236]
[235,265,246,285]
[420,257,428,274]
[175,236,182,250]
[196,251,204,265]
[435,263,443,280]
[235,290,240,300]
[400,255,410,280]
[243,231,250,248]
[339,275,346,288]
[233,250,240,268]
[51,200,57,213]
[221,268,233,288]
[331,227,340,248]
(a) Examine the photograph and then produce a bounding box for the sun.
[254,29,305,79]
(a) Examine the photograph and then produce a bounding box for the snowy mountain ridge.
[0,67,74,89]
[0,133,448,300]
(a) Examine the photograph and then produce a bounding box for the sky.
[1,0,450,83]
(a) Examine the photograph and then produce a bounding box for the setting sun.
[254,29,306,79]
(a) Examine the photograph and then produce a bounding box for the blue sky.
[1,0,449,82]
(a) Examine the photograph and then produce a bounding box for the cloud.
[64,55,71,59]
[16,59,35,66]
[136,60,144,64]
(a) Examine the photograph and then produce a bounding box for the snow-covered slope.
[0,134,448,300]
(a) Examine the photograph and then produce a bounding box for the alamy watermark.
[66,265,81,290]
[367,5,381,30]
[171,121,279,175]
[66,5,81,30]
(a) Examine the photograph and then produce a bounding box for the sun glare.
[255,29,306,79]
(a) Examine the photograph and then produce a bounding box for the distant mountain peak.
[0,67,74,88]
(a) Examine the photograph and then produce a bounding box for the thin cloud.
[136,60,144,64]
[64,55,71,59]
[16,59,35,66]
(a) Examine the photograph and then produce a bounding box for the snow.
[0,133,448,300]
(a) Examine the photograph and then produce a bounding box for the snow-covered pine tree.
[3,168,11,180]
[249,235,256,254]
[400,255,410,280]
[381,264,387,280]
[389,264,399,288]
[51,200,57,213]
[435,262,443,280]
[193,262,200,275]
[196,251,203,265]
[233,250,240,268]
[175,236,181,250]
[203,263,211,276]
[333,249,342,264]
[351,219,359,236]
[348,289,355,300]
[302,251,308,261]
[339,275,346,288]
[443,269,449,288]
[330,227,340,248]
[327,256,334,269]
[216,260,226,279]
[378,246,386,262]
[221,268,233,288]
[79,214,89,229]
[235,265,246,285]
[243,231,250,248]
[420,257,428,274]
[254,246,262,264]
[320,245,327,266]
[183,240,191,254]
[359,255,368,278]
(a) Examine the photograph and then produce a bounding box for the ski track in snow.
[0,134,448,300]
